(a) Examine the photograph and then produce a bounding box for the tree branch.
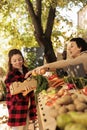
[45,6,56,39]
[36,0,42,19]
[25,0,36,21]
[25,0,43,36]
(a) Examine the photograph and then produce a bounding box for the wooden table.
[37,93,56,130]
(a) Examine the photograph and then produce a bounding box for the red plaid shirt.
[4,67,37,126]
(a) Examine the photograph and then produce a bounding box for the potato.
[77,96,87,103]
[66,104,76,111]
[75,102,87,111]
[71,94,78,100]
[53,103,61,110]
[57,95,73,105]
[58,106,68,114]
[73,99,81,105]
[84,109,87,112]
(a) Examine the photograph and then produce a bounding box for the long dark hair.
[8,49,25,72]
[70,37,87,52]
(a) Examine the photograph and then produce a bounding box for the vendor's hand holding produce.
[25,67,46,78]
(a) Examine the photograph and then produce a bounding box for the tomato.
[67,83,75,89]
[48,74,58,80]
[51,96,58,101]
[45,101,53,106]
[82,87,87,96]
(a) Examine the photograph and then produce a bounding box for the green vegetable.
[34,75,48,94]
[69,111,87,127]
[64,76,87,89]
[33,75,49,102]
[56,113,73,129]
[65,123,87,130]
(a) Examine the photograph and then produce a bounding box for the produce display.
[34,69,87,130]
[34,75,49,94]
[2,66,87,129]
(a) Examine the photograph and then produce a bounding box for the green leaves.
[34,75,49,94]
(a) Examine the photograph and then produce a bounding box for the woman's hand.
[24,70,32,78]
[25,66,47,78]
[32,66,46,75]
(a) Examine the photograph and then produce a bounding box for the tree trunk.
[44,41,57,63]
[25,0,57,63]
[35,34,57,63]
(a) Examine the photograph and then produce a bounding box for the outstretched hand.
[24,66,46,79]
[32,66,46,75]
[24,70,32,79]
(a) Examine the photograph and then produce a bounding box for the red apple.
[82,87,87,96]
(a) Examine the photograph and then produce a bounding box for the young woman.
[25,37,87,77]
[4,49,37,130]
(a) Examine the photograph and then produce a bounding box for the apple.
[40,68,46,75]
[32,70,38,76]
[82,87,87,96]
[48,74,58,80]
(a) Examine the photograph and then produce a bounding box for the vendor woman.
[25,37,87,77]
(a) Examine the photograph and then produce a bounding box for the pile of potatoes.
[49,93,87,118]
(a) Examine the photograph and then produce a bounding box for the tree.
[25,0,87,63]
[25,0,56,63]
[0,0,87,64]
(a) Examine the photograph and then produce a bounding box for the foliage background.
[0,0,87,70]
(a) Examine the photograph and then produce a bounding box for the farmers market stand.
[36,89,87,130]
[35,64,87,130]
[37,93,57,130]
[0,64,87,130]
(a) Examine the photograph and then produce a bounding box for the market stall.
[35,64,87,130]
[37,92,57,130]
[1,63,87,130]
